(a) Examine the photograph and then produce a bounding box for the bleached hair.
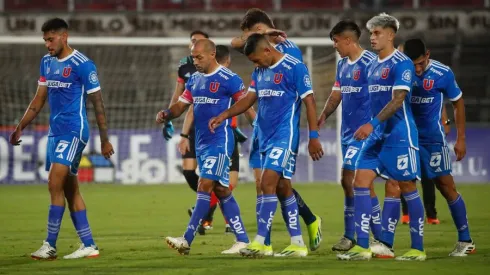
[366,13,400,33]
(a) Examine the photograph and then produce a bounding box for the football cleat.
[401,215,410,225]
[306,215,323,251]
[239,241,265,258]
[274,244,308,257]
[31,241,57,260]
[370,240,395,258]
[395,249,426,261]
[165,236,190,255]
[332,236,355,252]
[449,241,476,257]
[221,241,249,254]
[63,244,99,259]
[427,217,440,225]
[337,245,372,261]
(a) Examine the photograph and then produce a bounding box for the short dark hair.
[244,33,267,56]
[216,45,230,63]
[329,20,361,40]
[240,8,275,31]
[190,30,209,39]
[403,38,427,60]
[41,18,68,32]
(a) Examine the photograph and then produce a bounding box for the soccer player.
[317,20,382,251]
[179,45,254,234]
[209,33,324,257]
[170,30,209,196]
[231,8,323,253]
[337,13,426,261]
[9,18,114,259]
[158,39,252,255]
[403,38,475,256]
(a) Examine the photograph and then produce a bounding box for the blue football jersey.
[411,60,462,145]
[367,50,418,149]
[179,66,245,156]
[248,54,313,153]
[275,39,303,61]
[333,50,376,145]
[38,50,101,143]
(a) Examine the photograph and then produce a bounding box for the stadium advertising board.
[2,11,489,40]
[0,128,488,184]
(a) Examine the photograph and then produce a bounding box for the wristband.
[369,117,381,128]
[445,119,451,126]
[309,130,319,139]
[180,133,189,139]
[163,109,172,119]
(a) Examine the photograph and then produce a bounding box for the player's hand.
[162,121,174,141]
[264,28,287,43]
[317,113,327,128]
[308,138,324,161]
[178,137,191,155]
[9,128,22,146]
[454,138,466,161]
[354,123,373,141]
[208,115,225,134]
[101,140,115,159]
[156,110,168,124]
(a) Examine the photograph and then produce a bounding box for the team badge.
[381,68,390,79]
[62,67,72,78]
[209,81,220,93]
[353,70,361,81]
[423,79,434,90]
[273,73,283,84]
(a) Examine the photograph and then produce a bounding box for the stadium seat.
[144,0,205,10]
[4,0,68,11]
[74,0,137,11]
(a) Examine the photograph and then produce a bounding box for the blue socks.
[354,187,371,249]
[183,192,210,245]
[344,196,355,240]
[220,194,249,243]
[70,209,95,247]
[448,194,471,242]
[46,205,65,248]
[403,190,425,251]
[370,196,382,240]
[280,195,302,238]
[380,197,400,247]
[292,188,317,225]
[257,194,278,242]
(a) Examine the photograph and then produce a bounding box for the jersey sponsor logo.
[218,72,229,80]
[288,209,298,230]
[193,96,220,104]
[89,71,98,84]
[304,75,312,87]
[269,148,284,160]
[62,67,72,78]
[55,141,69,153]
[402,69,412,83]
[353,69,361,81]
[209,81,220,93]
[273,73,283,84]
[281,62,292,70]
[258,89,285,97]
[411,96,434,104]
[429,67,443,76]
[203,157,217,169]
[381,68,390,79]
[341,86,363,94]
[47,80,72,88]
[430,153,442,167]
[423,79,434,90]
[345,147,359,159]
[360,213,371,234]
[397,154,409,170]
[229,216,245,234]
[368,84,392,93]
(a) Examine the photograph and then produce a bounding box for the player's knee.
[434,177,458,201]
[276,179,292,199]
[341,175,354,196]
[385,179,401,198]
[398,180,416,193]
[197,178,214,193]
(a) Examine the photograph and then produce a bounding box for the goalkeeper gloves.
[162,121,174,141]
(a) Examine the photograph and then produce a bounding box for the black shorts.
[182,128,196,159]
[230,139,239,172]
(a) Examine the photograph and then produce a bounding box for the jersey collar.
[57,49,78,62]
[424,60,433,72]
[269,54,287,69]
[377,49,397,63]
[347,50,366,65]
[204,65,223,77]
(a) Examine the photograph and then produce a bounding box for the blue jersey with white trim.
[333,50,376,145]
[367,49,418,148]
[275,39,303,61]
[411,60,462,145]
[180,66,245,156]
[38,50,101,143]
[248,54,313,152]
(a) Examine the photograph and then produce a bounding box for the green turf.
[0,183,489,275]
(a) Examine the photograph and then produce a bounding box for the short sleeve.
[38,57,47,86]
[79,61,101,94]
[177,63,185,84]
[332,59,342,91]
[248,70,257,93]
[442,70,463,101]
[230,75,246,101]
[293,63,313,99]
[392,60,414,92]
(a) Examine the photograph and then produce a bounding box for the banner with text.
[0,128,488,184]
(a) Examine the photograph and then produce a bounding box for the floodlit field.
[0,183,489,275]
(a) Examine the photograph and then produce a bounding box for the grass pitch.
[0,183,489,275]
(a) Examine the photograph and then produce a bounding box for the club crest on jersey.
[209,82,220,93]
[273,73,283,84]
[353,70,361,81]
[423,79,434,90]
[62,67,72,78]
[381,68,390,79]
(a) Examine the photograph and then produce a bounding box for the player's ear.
[426,50,430,59]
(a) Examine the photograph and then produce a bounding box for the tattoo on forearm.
[323,94,341,118]
[28,107,38,113]
[376,89,407,122]
[92,96,109,142]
